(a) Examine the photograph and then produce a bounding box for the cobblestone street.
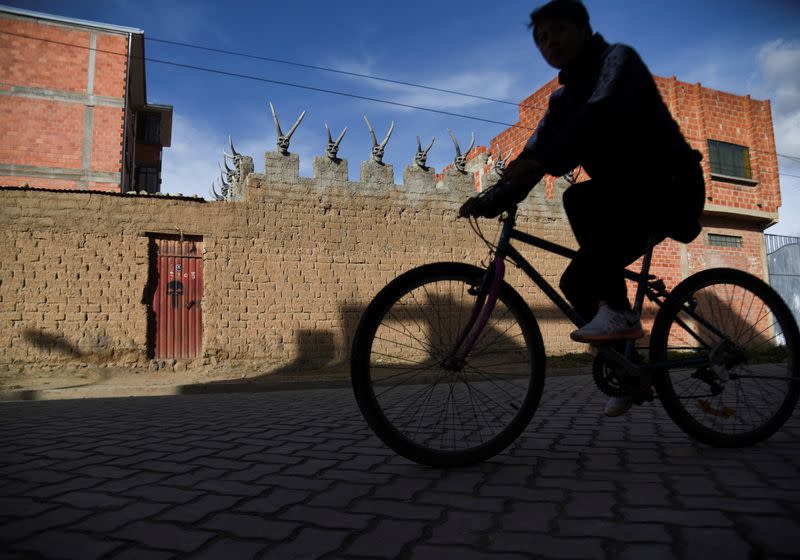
[1,374,799,559]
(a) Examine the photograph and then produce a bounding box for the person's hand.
[458,181,515,219]
[502,157,544,188]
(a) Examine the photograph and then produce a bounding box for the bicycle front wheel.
[650,268,800,447]
[351,262,546,467]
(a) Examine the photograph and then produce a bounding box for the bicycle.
[350,205,800,467]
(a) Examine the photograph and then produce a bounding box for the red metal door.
[152,238,204,359]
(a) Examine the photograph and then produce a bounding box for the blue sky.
[6,0,800,235]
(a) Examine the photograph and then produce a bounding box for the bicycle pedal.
[632,389,655,405]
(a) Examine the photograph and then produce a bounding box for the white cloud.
[758,40,800,155]
[160,113,220,198]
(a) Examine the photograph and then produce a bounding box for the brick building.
[0,6,172,193]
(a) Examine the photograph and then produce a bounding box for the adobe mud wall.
[0,151,767,373]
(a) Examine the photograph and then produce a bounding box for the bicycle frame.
[451,207,726,378]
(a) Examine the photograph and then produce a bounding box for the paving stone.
[500,502,559,532]
[350,498,444,521]
[0,506,92,542]
[27,477,106,499]
[619,507,732,527]
[347,519,426,558]
[557,519,672,543]
[124,485,204,504]
[188,538,267,560]
[114,521,215,552]
[92,472,167,494]
[0,497,56,518]
[675,496,789,514]
[618,544,674,560]
[14,529,122,559]
[281,504,373,530]
[620,482,671,507]
[564,493,617,518]
[200,511,298,540]
[372,477,431,500]
[103,546,175,560]
[478,485,565,503]
[193,479,266,497]
[51,490,131,510]
[428,511,494,545]
[307,482,372,508]
[416,492,505,513]
[264,527,349,559]
[156,495,241,524]
[236,488,310,514]
[487,531,605,559]
[679,527,752,560]
[743,516,800,557]
[72,502,170,532]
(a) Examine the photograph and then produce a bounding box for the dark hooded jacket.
[520,34,705,238]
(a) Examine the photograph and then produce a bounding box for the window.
[707,140,752,180]
[137,112,161,145]
[134,165,159,193]
[708,233,743,248]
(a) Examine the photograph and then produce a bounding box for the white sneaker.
[604,395,633,417]
[570,305,645,343]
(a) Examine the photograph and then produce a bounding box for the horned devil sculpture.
[448,129,475,173]
[414,136,435,169]
[325,124,347,161]
[210,135,242,201]
[269,101,305,155]
[493,146,510,176]
[364,116,394,165]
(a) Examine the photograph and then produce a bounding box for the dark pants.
[559,180,665,323]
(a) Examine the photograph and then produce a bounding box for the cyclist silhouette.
[460,0,705,415]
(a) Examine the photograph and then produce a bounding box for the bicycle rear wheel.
[351,262,546,467]
[650,268,800,447]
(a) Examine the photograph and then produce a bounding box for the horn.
[269,102,284,137]
[379,121,394,149]
[424,137,435,154]
[448,129,462,157]
[285,110,306,140]
[325,123,333,143]
[223,158,234,175]
[417,136,422,152]
[464,131,475,157]
[364,116,378,146]
[210,181,223,200]
[228,135,239,158]
[335,126,347,147]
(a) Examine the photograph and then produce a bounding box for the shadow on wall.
[22,329,84,359]
[179,293,540,394]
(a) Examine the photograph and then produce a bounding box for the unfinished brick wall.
[0,13,128,192]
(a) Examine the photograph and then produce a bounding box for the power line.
[0,29,532,131]
[3,28,800,177]
[145,34,800,166]
[146,35,519,107]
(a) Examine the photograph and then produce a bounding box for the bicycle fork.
[442,256,506,371]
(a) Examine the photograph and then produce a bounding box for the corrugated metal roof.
[0,5,144,35]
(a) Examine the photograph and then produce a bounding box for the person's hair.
[528,0,591,42]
